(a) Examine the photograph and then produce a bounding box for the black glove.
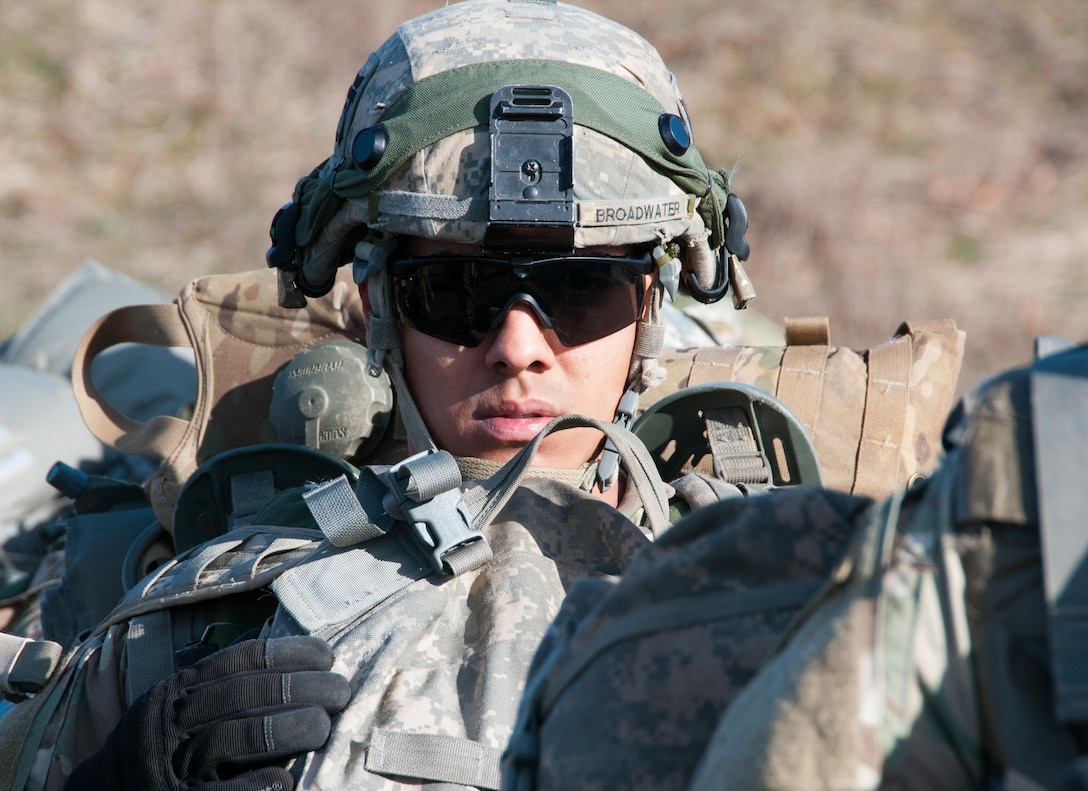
[65,635,351,791]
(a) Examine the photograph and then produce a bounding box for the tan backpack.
[70,268,382,533]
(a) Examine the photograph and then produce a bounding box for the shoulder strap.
[0,633,63,702]
[1031,343,1088,722]
[114,527,320,704]
[274,415,671,637]
[71,303,194,460]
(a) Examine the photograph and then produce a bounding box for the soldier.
[1,2,751,789]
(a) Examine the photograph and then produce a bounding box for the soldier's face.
[370,237,644,482]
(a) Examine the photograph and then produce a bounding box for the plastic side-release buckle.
[380,450,491,575]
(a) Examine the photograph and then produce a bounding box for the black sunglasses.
[390,253,654,348]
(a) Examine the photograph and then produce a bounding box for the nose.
[484,301,558,373]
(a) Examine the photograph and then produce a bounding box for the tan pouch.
[71,268,367,532]
[653,317,966,499]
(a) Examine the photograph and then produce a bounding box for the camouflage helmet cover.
[277,0,735,297]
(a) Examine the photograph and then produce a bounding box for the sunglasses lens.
[535,261,643,346]
[392,256,649,347]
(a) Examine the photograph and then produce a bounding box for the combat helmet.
[265,0,753,486]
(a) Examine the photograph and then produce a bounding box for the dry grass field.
[2,0,1087,394]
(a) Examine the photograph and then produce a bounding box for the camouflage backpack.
[680,342,1088,791]
[506,340,1088,791]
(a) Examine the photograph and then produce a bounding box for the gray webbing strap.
[124,537,245,705]
[229,469,277,527]
[1031,345,1088,722]
[700,406,770,486]
[304,476,387,546]
[0,633,62,698]
[125,610,175,705]
[365,728,502,790]
[469,414,671,538]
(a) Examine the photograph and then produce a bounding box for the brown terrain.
[2,0,1086,395]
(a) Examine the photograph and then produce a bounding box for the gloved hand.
[65,635,351,791]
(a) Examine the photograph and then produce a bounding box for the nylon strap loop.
[305,476,388,547]
[777,316,831,441]
[0,634,62,698]
[701,406,770,486]
[852,335,912,499]
[688,346,743,386]
[71,304,192,459]
[365,728,503,790]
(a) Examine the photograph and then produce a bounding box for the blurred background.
[2,0,1086,393]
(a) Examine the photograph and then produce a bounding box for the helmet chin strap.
[596,274,669,492]
[357,239,441,457]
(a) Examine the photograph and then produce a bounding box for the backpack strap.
[1031,343,1088,722]
[274,415,671,638]
[114,528,320,705]
[71,303,194,460]
[0,633,63,701]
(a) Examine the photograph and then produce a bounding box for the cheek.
[559,326,635,418]
[399,328,480,448]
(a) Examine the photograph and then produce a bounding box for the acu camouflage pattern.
[653,318,965,499]
[688,355,1088,791]
[268,477,651,790]
[505,486,868,790]
[2,477,652,791]
[689,466,981,791]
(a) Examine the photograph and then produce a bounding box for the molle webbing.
[776,316,830,441]
[670,317,965,499]
[295,59,729,249]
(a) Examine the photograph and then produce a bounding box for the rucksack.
[506,340,1088,791]
[71,269,964,533]
[654,315,965,499]
[502,485,873,790]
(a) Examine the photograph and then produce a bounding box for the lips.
[475,400,561,444]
